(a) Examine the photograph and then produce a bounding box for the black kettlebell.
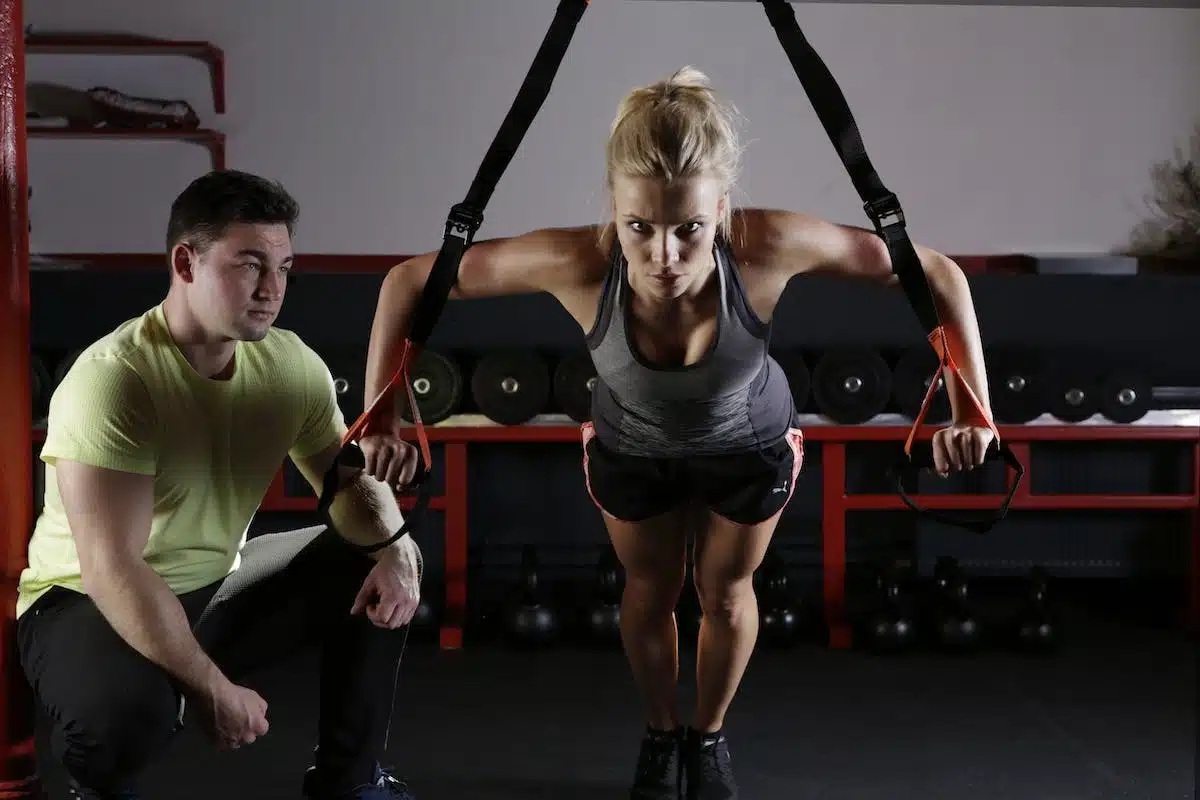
[588,545,623,646]
[864,561,915,653]
[1014,566,1059,653]
[505,545,559,647]
[756,551,802,647]
[933,557,981,652]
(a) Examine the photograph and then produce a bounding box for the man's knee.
[48,679,180,791]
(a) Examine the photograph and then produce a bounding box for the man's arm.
[738,207,992,424]
[59,459,226,694]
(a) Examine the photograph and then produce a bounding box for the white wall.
[24,0,1200,256]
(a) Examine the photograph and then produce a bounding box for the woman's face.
[611,173,726,300]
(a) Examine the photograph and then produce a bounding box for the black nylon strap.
[408,0,590,347]
[320,0,590,555]
[759,0,1024,533]
[759,0,940,336]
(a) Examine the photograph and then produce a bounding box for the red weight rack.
[253,420,1200,651]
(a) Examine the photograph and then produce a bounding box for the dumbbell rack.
[244,414,1199,650]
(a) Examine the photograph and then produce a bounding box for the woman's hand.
[931,423,995,476]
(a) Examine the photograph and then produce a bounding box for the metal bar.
[0,0,42,794]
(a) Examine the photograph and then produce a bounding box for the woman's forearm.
[364,256,434,419]
[926,256,993,425]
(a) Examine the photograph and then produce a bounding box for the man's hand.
[359,432,421,490]
[188,673,270,751]
[351,537,422,629]
[931,423,996,476]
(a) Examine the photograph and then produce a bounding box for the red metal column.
[1190,442,1199,634]
[1,1,43,797]
[440,442,468,650]
[822,443,851,648]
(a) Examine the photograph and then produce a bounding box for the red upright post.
[0,1,42,797]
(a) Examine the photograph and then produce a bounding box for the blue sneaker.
[302,763,415,800]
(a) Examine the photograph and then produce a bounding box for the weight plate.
[553,350,597,423]
[891,345,951,424]
[1043,366,1100,423]
[1099,369,1151,424]
[985,347,1045,424]
[772,350,811,414]
[471,350,551,426]
[398,349,464,425]
[810,347,891,424]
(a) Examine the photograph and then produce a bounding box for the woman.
[361,67,994,800]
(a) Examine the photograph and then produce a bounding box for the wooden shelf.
[25,32,226,113]
[27,127,226,170]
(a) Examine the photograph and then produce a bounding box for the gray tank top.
[584,236,797,458]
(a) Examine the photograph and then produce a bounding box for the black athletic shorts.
[580,422,804,526]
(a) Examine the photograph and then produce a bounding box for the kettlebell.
[588,545,623,646]
[864,561,915,654]
[756,551,802,647]
[1013,566,1059,653]
[933,557,981,652]
[505,545,559,647]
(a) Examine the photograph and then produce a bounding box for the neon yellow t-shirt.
[16,303,345,618]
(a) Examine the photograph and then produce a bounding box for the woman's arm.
[735,208,991,425]
[364,225,606,420]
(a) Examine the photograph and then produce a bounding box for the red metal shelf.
[28,127,226,170]
[30,421,1200,652]
[25,32,226,113]
[27,253,1028,276]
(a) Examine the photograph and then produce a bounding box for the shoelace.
[347,766,413,799]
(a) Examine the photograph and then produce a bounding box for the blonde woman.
[362,68,994,800]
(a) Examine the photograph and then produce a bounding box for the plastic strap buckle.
[445,203,485,245]
[863,193,905,236]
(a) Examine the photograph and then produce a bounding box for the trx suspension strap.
[759,0,1024,533]
[317,0,592,553]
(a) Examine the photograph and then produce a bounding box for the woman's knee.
[622,571,687,619]
[693,575,757,624]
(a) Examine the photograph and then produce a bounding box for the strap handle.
[317,0,591,552]
[759,0,1023,531]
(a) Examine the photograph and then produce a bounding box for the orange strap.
[344,339,433,475]
[904,326,1001,457]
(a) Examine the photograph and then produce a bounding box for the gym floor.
[32,600,1195,800]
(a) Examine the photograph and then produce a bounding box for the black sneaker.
[630,725,683,799]
[682,728,738,800]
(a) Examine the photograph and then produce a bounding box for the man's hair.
[166,169,299,253]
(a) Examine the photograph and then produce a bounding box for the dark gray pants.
[17,525,411,794]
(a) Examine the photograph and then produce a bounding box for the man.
[15,170,424,800]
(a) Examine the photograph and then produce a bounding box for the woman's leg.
[691,508,781,734]
[603,507,691,731]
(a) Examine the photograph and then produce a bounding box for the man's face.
[175,222,293,342]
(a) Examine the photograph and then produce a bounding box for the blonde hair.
[605,67,744,239]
